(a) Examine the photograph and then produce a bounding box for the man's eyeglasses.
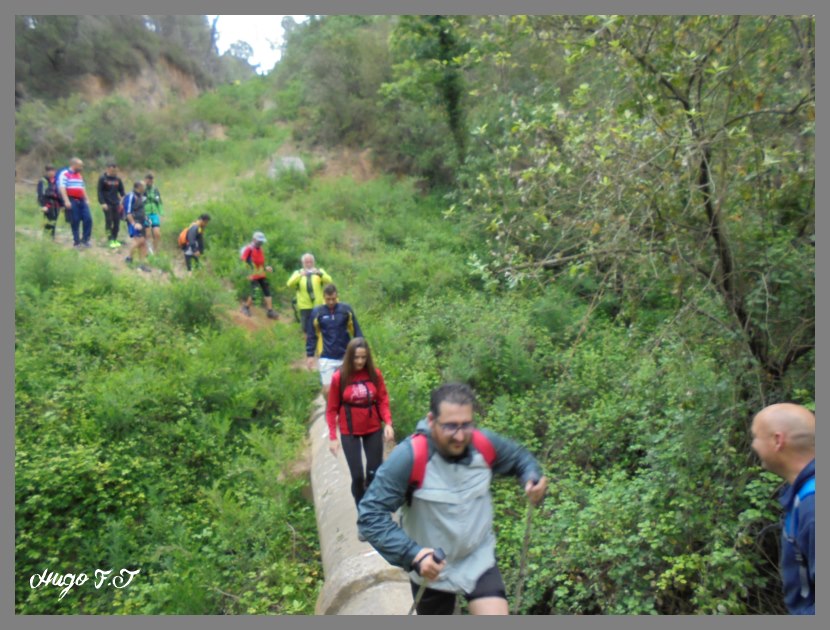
[436,421,475,436]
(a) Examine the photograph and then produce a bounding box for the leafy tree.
[271,15,394,146]
[228,40,254,62]
[387,16,470,163]
[454,15,814,401]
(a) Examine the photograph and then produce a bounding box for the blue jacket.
[778,458,815,614]
[123,192,146,226]
[306,302,362,360]
[357,420,543,580]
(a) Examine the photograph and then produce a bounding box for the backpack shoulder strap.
[405,430,494,505]
[786,474,815,599]
[406,434,429,505]
[240,245,253,264]
[797,476,815,501]
[471,429,496,467]
[788,475,816,534]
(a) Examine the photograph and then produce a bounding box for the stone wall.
[308,398,413,615]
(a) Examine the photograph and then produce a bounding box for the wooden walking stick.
[512,476,541,615]
[408,548,446,616]
[511,500,534,615]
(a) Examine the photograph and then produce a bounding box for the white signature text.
[29,568,140,600]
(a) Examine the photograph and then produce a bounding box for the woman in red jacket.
[327,337,394,519]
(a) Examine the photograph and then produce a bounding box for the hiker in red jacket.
[240,231,278,319]
[327,337,394,535]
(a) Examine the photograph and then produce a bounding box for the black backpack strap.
[343,405,354,435]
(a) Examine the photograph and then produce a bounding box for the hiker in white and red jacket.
[326,337,394,538]
[58,157,94,248]
[357,382,548,615]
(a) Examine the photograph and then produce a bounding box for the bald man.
[751,403,815,614]
[58,157,94,248]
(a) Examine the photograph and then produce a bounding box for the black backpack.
[39,176,59,205]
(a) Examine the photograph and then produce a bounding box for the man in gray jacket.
[357,382,547,615]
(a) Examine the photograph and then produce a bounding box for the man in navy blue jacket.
[751,403,815,614]
[306,284,363,397]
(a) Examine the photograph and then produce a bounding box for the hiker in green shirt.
[143,173,163,255]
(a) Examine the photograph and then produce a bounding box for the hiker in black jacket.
[97,162,125,248]
[37,165,62,240]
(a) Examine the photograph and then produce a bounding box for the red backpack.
[405,430,496,505]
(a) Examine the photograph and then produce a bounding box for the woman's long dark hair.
[340,337,379,392]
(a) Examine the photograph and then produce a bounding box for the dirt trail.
[16,149,403,614]
[15,224,299,330]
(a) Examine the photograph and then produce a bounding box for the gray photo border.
[2,1,823,630]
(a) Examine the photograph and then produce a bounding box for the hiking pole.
[408,547,446,616]
[512,478,539,615]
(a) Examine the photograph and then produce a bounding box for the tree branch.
[720,95,812,131]
[780,344,814,376]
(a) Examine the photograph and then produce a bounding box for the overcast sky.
[207,15,308,75]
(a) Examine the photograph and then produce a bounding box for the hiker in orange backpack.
[240,231,277,319]
[179,214,211,271]
[357,382,548,615]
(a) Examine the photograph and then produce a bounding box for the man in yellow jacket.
[287,253,333,337]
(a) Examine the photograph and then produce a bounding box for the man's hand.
[412,548,446,581]
[101,203,108,211]
[328,439,340,457]
[306,356,315,370]
[524,476,548,506]
[41,206,48,214]
[266,265,273,273]
[64,200,71,210]
[383,424,394,442]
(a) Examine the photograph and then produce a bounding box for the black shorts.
[250,277,271,298]
[44,206,60,221]
[409,563,506,615]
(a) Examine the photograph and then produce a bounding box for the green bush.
[15,234,321,614]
